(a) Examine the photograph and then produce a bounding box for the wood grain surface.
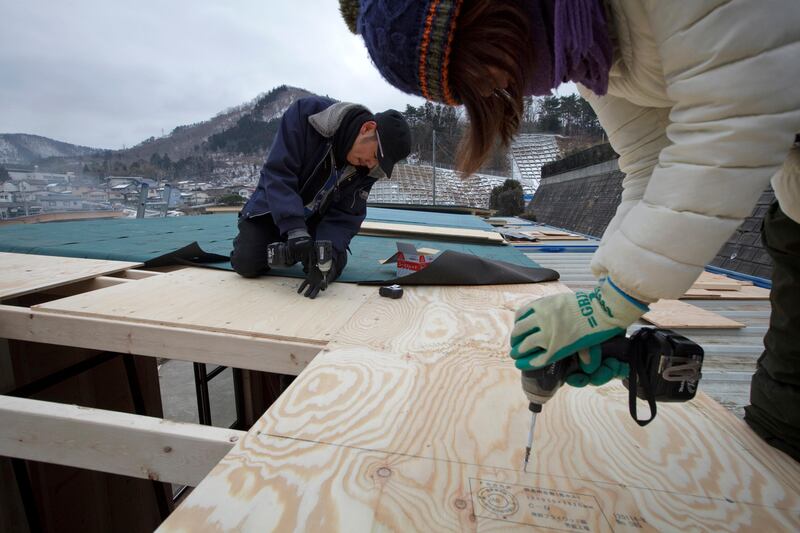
[0,252,142,300]
[34,267,375,344]
[0,304,319,375]
[692,271,753,290]
[681,285,771,300]
[0,395,243,487]
[643,299,746,329]
[159,432,798,532]
[159,283,799,532]
[359,221,505,244]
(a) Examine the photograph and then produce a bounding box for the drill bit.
[522,410,537,472]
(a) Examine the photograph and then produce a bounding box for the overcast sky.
[0,0,575,150]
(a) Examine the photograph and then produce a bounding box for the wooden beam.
[39,276,133,297]
[0,305,319,375]
[116,269,162,280]
[359,220,505,244]
[0,395,243,486]
[0,210,126,225]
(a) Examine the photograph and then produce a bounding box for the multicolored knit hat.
[340,0,464,105]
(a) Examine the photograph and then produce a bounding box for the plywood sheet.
[160,283,799,532]
[359,221,505,244]
[681,285,771,300]
[643,299,745,329]
[519,229,587,241]
[690,272,744,291]
[0,252,142,300]
[158,429,799,532]
[697,271,753,286]
[34,267,375,345]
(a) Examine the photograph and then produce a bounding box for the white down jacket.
[579,0,800,302]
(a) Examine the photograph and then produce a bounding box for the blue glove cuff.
[607,277,649,312]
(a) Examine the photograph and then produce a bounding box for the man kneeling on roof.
[232,96,411,298]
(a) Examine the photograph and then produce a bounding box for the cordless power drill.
[267,240,334,284]
[521,328,703,470]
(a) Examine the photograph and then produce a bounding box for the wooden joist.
[114,268,162,280]
[0,395,243,487]
[39,275,135,297]
[0,305,319,375]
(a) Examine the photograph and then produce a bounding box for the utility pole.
[432,129,436,206]
[136,182,149,219]
[162,184,172,217]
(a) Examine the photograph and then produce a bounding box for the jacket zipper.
[298,144,333,198]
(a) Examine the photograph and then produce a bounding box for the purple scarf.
[525,0,612,96]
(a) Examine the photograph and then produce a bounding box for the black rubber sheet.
[359,250,559,286]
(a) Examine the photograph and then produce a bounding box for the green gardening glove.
[565,356,630,387]
[509,278,649,372]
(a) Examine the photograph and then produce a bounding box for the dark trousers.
[745,202,800,462]
[230,215,283,278]
[229,215,296,405]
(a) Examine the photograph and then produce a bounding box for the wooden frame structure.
[1,252,798,532]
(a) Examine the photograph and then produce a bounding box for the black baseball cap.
[374,110,411,178]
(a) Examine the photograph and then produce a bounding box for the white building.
[84,190,110,203]
[39,194,84,211]
[106,176,148,188]
[8,171,74,183]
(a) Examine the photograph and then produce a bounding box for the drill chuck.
[521,356,578,408]
[315,241,333,274]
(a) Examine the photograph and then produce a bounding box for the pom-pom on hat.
[340,0,463,105]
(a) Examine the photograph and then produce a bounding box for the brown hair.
[449,0,534,176]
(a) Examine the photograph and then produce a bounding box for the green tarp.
[0,210,542,283]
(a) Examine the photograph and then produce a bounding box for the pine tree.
[489,179,524,216]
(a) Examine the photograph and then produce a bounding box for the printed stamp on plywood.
[469,478,615,532]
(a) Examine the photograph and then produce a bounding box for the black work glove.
[286,228,313,268]
[298,257,338,299]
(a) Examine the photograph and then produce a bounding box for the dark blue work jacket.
[241,96,377,255]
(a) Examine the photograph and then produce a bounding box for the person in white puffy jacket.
[346,0,800,459]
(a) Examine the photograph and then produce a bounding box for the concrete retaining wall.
[529,159,624,238]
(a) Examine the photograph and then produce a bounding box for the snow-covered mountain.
[120,85,314,161]
[0,133,99,165]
